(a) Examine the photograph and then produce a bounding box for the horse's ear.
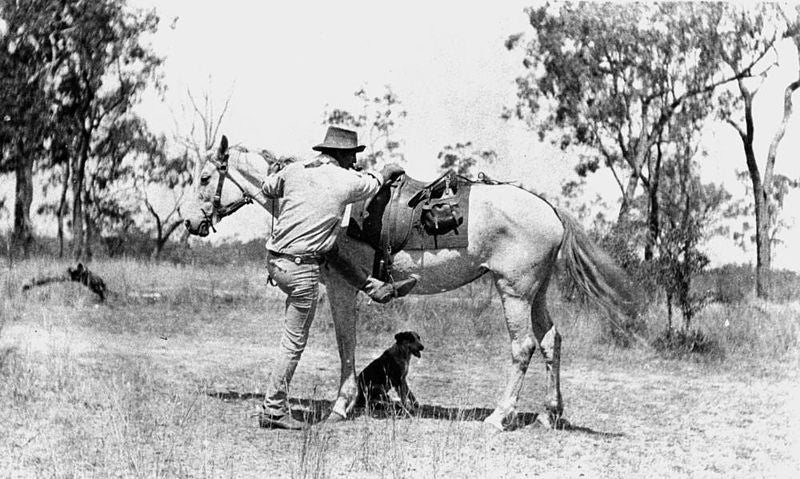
[218,135,228,154]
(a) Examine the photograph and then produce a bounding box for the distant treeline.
[1,233,267,267]
[4,231,798,305]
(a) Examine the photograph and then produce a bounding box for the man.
[257,126,417,430]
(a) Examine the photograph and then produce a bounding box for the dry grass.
[1,258,799,478]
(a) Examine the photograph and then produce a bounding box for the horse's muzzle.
[185,219,210,237]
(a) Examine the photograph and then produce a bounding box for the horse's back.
[467,184,564,254]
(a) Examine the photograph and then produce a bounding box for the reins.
[208,145,272,223]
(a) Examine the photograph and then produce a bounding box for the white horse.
[183,137,638,431]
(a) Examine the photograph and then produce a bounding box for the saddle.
[346,170,471,281]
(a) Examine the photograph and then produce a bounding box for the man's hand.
[380,163,405,184]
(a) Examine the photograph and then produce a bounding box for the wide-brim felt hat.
[312,126,366,152]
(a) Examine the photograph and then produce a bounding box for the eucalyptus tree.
[45,0,162,260]
[715,4,800,298]
[505,3,759,259]
[1,0,162,260]
[437,141,497,177]
[0,0,61,255]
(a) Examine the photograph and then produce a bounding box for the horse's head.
[184,135,246,237]
[183,135,290,237]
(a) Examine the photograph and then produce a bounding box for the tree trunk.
[644,142,663,261]
[736,80,772,300]
[151,220,183,259]
[82,188,93,261]
[753,184,771,298]
[666,292,673,334]
[12,144,34,258]
[71,131,90,261]
[617,173,639,224]
[742,129,771,299]
[57,161,70,258]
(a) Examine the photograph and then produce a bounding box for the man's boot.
[363,275,419,303]
[325,246,418,303]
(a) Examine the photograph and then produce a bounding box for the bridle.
[201,138,269,233]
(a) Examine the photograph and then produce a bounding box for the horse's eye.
[200,174,211,185]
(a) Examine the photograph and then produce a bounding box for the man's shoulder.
[302,153,336,168]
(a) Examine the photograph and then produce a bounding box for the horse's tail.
[554,207,647,346]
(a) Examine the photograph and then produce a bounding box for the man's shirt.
[260,153,382,255]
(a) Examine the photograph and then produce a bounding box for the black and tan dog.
[356,331,424,412]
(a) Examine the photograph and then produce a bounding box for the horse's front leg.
[323,269,359,421]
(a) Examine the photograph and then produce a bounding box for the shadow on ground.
[208,390,622,436]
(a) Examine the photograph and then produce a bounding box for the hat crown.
[313,126,365,152]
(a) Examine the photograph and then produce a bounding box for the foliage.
[437,141,497,177]
[651,328,723,359]
[0,0,56,166]
[0,0,64,254]
[697,264,800,304]
[16,0,163,259]
[505,3,750,224]
[324,85,407,169]
[729,172,799,253]
[713,3,800,298]
[651,121,731,331]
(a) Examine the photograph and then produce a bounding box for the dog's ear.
[394,331,415,344]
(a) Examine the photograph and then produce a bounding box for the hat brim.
[312,144,366,153]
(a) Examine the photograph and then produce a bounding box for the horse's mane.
[230,144,300,174]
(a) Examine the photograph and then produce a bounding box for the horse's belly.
[390,249,487,294]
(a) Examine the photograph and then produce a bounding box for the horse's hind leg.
[530,281,566,428]
[484,276,537,431]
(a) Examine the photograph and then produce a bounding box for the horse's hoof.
[536,411,569,430]
[555,417,571,430]
[483,412,506,432]
[325,412,346,424]
[535,413,553,428]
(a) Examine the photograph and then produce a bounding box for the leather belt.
[268,250,325,265]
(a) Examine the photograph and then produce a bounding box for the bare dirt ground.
[2,288,799,478]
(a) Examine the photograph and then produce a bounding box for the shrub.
[651,328,723,359]
[699,264,754,304]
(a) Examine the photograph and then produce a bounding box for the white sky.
[136,0,549,176]
[2,1,799,271]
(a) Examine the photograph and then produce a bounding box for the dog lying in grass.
[22,263,107,301]
[67,263,107,301]
[356,331,424,413]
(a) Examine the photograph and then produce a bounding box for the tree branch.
[725,118,746,141]
[764,77,800,187]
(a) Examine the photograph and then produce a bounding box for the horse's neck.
[229,149,272,194]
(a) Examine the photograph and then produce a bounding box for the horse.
[182,136,639,431]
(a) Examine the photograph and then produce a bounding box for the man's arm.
[343,170,382,203]
[260,174,285,199]
[344,163,405,203]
